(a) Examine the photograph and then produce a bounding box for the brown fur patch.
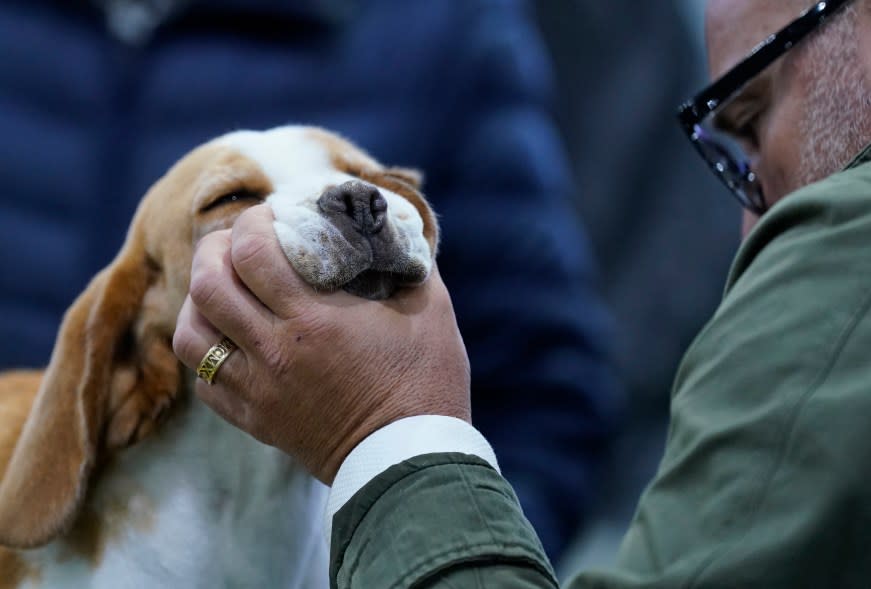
[63,507,104,565]
[0,548,37,589]
[63,490,155,566]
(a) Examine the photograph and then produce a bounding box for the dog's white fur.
[18,398,329,588]
[0,126,436,588]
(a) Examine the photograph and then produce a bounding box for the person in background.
[0,0,619,559]
[174,0,871,586]
[534,0,739,567]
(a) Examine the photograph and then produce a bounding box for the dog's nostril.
[318,181,387,235]
[371,192,387,213]
[342,193,356,216]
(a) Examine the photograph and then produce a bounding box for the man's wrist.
[324,415,499,542]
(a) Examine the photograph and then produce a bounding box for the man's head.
[705,0,871,234]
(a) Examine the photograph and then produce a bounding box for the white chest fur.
[18,397,329,589]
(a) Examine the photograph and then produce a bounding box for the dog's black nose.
[318,181,387,235]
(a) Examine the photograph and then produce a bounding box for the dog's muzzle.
[317,181,427,300]
[317,181,387,236]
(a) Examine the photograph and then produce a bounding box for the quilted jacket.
[0,0,619,557]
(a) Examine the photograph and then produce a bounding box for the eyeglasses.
[677,0,854,215]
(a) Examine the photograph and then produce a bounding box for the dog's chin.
[341,270,400,300]
[341,263,429,300]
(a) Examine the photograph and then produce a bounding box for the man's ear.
[0,237,182,549]
[382,167,424,190]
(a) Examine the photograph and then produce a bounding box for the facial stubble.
[798,6,871,187]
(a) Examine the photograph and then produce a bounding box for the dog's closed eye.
[200,190,264,213]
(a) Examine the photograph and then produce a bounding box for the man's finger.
[189,227,275,347]
[174,299,263,450]
[174,295,223,369]
[230,204,315,318]
[173,296,251,393]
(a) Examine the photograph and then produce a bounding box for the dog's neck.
[17,383,329,588]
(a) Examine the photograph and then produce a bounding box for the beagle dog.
[0,126,438,588]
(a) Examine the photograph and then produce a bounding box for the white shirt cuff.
[324,415,499,543]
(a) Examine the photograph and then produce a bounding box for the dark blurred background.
[533,0,740,573]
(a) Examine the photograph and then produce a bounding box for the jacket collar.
[843,141,871,171]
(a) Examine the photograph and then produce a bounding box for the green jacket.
[330,152,871,588]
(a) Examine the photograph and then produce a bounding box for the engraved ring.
[196,336,236,385]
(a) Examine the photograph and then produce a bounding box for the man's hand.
[172,204,471,484]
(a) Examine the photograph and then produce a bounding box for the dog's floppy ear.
[0,236,181,548]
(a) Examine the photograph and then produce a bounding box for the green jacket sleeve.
[330,453,559,588]
[331,161,871,588]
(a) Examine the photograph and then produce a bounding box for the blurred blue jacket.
[0,0,620,558]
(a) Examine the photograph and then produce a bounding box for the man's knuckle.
[171,329,191,362]
[260,344,289,375]
[231,231,270,270]
[189,264,223,308]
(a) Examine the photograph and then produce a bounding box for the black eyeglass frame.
[677,0,854,214]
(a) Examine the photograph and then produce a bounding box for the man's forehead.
[705,0,807,79]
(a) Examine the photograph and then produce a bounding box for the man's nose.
[317,180,387,235]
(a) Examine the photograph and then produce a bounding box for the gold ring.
[196,337,236,385]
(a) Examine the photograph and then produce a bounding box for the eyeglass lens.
[692,118,766,214]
